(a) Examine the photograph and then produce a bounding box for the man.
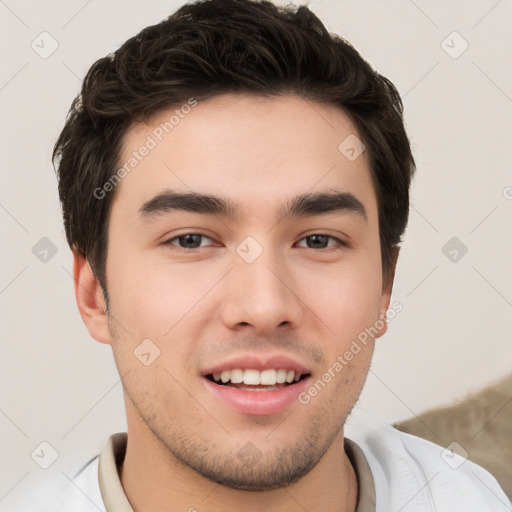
[47,0,510,510]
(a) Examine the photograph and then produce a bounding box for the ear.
[375,247,400,339]
[73,250,112,345]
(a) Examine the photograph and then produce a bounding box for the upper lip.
[201,353,312,376]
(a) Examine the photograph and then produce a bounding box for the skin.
[74,93,398,512]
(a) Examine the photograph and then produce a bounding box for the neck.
[119,419,358,512]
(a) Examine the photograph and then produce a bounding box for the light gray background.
[1,0,511,508]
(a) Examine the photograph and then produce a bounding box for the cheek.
[107,256,218,380]
[303,259,383,341]
[108,253,211,336]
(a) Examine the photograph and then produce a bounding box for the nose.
[219,245,304,335]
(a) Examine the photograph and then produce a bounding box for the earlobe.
[73,250,112,345]
[376,247,400,339]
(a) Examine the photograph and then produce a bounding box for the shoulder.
[345,408,512,512]
[23,454,105,512]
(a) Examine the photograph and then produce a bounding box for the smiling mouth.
[205,368,311,391]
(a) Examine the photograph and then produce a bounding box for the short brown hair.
[53,0,415,303]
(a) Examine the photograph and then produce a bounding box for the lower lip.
[202,376,310,416]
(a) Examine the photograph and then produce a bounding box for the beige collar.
[98,433,134,511]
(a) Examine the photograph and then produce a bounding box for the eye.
[163,233,215,250]
[296,234,346,250]
[162,232,347,252]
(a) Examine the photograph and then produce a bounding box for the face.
[94,94,394,490]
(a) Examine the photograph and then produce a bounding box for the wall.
[1,0,510,507]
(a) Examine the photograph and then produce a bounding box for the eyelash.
[162,233,348,252]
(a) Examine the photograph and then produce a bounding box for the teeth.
[276,369,287,383]
[243,369,260,385]
[236,385,281,391]
[276,370,287,384]
[230,368,244,384]
[260,369,276,385]
[211,368,302,386]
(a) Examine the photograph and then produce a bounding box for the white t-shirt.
[22,409,512,511]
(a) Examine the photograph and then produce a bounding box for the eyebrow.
[138,189,367,223]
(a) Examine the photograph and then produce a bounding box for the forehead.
[112,94,376,222]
